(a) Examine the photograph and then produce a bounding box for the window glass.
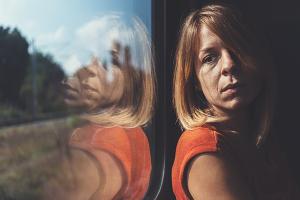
[0,1,156,200]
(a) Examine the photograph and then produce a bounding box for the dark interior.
[152,0,300,198]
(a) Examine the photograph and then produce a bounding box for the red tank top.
[69,123,151,200]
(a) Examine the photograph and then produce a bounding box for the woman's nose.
[221,50,236,76]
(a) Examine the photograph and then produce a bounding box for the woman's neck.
[212,107,252,135]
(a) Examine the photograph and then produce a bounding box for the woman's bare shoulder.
[53,148,124,200]
[187,152,252,200]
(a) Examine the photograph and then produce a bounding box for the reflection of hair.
[173,3,275,146]
[66,15,155,128]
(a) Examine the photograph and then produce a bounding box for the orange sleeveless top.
[172,127,299,200]
[69,124,151,200]
[172,127,218,200]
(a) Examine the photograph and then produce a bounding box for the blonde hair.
[64,15,156,128]
[173,3,276,146]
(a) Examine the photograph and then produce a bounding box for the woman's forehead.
[198,25,223,52]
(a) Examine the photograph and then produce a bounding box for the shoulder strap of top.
[172,127,218,200]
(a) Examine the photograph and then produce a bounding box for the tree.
[20,52,66,114]
[0,27,30,106]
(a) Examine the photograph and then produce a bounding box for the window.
[0,1,161,200]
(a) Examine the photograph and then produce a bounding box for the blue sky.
[0,0,151,75]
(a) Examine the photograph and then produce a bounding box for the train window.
[0,1,161,200]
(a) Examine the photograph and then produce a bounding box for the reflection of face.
[63,65,104,109]
[195,25,261,116]
[63,75,84,107]
[63,60,124,110]
[79,64,106,108]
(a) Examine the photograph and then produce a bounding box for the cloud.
[0,0,24,25]
[63,54,82,75]
[74,15,127,62]
[36,26,68,47]
[31,14,142,76]
[33,16,122,76]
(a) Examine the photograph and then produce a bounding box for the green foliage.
[66,115,84,128]
[0,25,69,122]
[20,52,67,114]
[0,104,29,120]
[0,27,29,106]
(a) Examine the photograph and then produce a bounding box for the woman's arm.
[43,148,123,200]
[89,149,124,200]
[187,153,252,200]
[69,148,124,200]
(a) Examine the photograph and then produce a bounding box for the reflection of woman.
[61,15,155,200]
[172,4,299,200]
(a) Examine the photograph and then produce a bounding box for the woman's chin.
[220,99,251,114]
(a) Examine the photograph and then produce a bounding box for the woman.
[56,15,155,200]
[172,3,299,200]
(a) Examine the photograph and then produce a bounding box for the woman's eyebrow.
[199,47,216,55]
[199,39,222,54]
[200,47,214,52]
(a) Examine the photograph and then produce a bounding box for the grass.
[0,116,83,200]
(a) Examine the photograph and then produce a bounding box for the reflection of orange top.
[172,127,299,200]
[69,124,152,200]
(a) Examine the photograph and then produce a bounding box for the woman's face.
[195,25,261,116]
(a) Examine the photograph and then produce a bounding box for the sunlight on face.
[195,25,261,116]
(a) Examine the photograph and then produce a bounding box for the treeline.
[0,26,69,124]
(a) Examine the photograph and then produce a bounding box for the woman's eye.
[202,54,217,64]
[84,67,96,77]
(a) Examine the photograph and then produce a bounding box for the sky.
[0,0,151,75]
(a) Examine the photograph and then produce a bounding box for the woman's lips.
[221,83,244,95]
[224,87,239,95]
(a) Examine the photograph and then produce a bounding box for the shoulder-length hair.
[65,14,156,128]
[173,3,276,146]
